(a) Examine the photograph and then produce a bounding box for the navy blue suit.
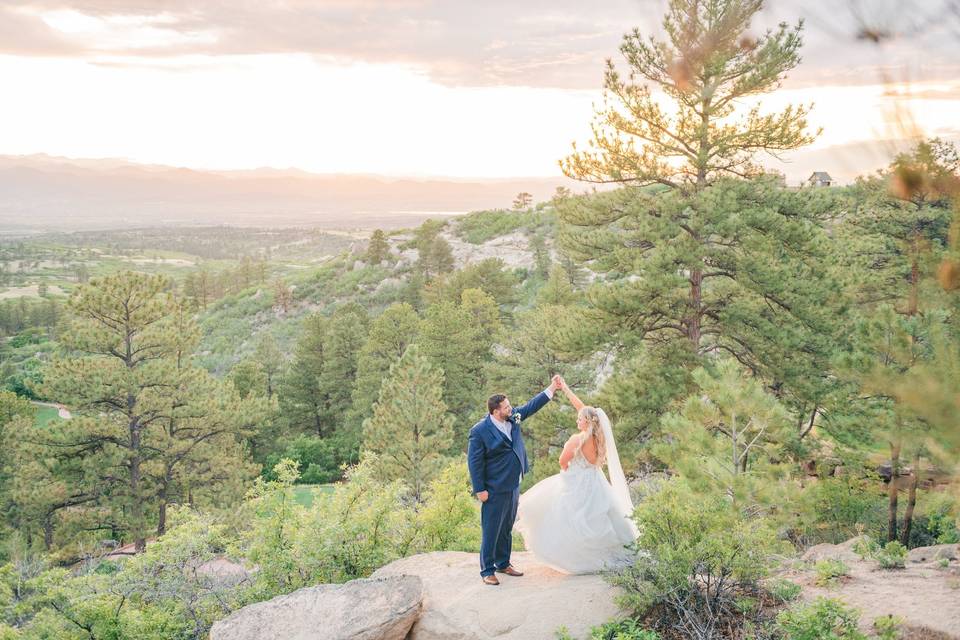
[467,391,552,577]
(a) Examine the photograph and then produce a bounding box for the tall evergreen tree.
[317,303,369,447]
[253,333,284,399]
[280,313,328,436]
[365,229,391,265]
[35,273,181,552]
[556,0,836,443]
[349,303,420,430]
[362,346,454,501]
[562,0,815,191]
[418,295,491,430]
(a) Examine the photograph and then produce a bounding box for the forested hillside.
[0,0,958,635]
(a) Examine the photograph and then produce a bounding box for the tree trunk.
[43,514,54,550]
[887,440,901,543]
[908,233,920,316]
[157,469,172,538]
[688,268,703,352]
[130,414,146,553]
[900,453,921,547]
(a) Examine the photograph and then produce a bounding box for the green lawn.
[33,405,62,427]
[292,484,336,507]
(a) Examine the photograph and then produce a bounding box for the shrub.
[262,434,355,484]
[794,474,886,545]
[873,614,904,640]
[413,458,480,553]
[455,209,535,244]
[814,558,850,586]
[556,619,660,640]
[852,535,880,560]
[851,535,907,569]
[776,597,866,640]
[766,578,803,603]
[908,491,960,547]
[875,541,907,569]
[612,480,787,640]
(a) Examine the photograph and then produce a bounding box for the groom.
[467,374,562,585]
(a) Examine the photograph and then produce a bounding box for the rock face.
[209,575,422,640]
[372,551,625,640]
[907,543,959,564]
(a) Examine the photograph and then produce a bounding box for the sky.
[1,0,959,182]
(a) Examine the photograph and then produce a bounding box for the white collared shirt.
[491,385,554,441]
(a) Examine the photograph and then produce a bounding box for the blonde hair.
[578,406,607,467]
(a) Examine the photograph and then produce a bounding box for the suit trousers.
[479,486,520,577]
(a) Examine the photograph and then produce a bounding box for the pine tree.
[362,346,454,501]
[529,234,551,279]
[413,220,455,278]
[349,303,420,430]
[537,264,575,306]
[654,360,796,513]
[229,359,268,399]
[556,0,835,442]
[366,229,391,265]
[253,333,284,398]
[512,192,533,210]
[37,273,183,552]
[418,298,490,429]
[423,258,519,306]
[838,139,955,314]
[273,277,293,314]
[280,313,328,436]
[560,179,844,438]
[317,303,369,449]
[562,0,816,191]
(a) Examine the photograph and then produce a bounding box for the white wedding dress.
[515,409,639,575]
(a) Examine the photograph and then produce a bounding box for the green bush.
[413,459,480,553]
[776,597,866,640]
[794,474,886,545]
[455,209,533,244]
[851,535,880,560]
[766,577,803,603]
[612,480,786,639]
[908,491,960,547]
[873,614,904,640]
[2,505,239,640]
[556,619,660,640]
[262,434,357,484]
[851,535,907,569]
[813,558,850,586]
[875,541,907,569]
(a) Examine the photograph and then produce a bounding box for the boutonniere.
[511,411,522,424]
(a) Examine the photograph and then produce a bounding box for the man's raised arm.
[513,374,562,421]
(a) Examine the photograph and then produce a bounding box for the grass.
[292,484,336,508]
[33,405,62,427]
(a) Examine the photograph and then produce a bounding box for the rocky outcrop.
[787,538,960,636]
[907,543,959,564]
[209,575,422,640]
[371,551,625,640]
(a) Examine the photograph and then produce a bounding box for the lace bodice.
[567,435,599,472]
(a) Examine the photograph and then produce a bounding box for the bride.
[514,377,639,574]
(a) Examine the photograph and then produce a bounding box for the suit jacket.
[467,391,552,494]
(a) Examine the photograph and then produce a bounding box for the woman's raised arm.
[560,378,585,412]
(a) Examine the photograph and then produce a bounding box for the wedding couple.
[467,375,639,585]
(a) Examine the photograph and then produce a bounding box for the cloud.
[0,6,81,56]
[2,0,959,89]
[884,83,960,100]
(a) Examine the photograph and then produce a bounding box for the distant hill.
[0,154,581,233]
